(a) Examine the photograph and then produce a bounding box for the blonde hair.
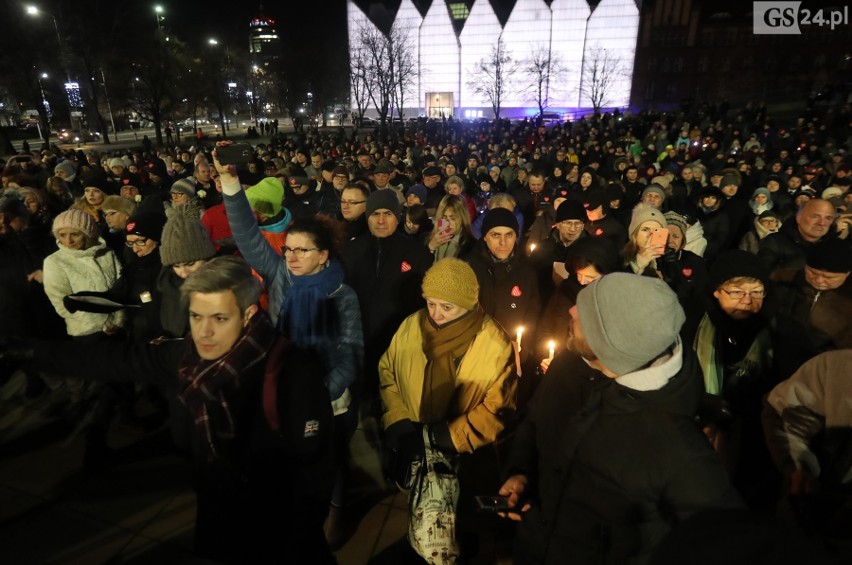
[488,193,516,211]
[431,195,473,243]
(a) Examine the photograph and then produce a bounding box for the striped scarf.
[177,310,276,460]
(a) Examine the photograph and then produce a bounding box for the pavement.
[0,369,513,564]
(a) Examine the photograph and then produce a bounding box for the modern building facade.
[348,0,641,119]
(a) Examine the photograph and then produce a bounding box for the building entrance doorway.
[426,92,453,119]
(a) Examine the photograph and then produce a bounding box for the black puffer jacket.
[506,348,742,565]
[464,241,541,363]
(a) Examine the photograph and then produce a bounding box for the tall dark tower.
[249,5,281,67]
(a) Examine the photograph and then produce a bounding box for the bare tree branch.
[579,45,627,115]
[466,37,516,120]
[522,44,566,117]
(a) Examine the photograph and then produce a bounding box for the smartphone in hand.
[649,227,669,248]
[437,218,452,238]
[475,495,513,512]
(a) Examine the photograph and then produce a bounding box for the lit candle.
[516,327,524,351]
[548,340,555,361]
[529,243,536,254]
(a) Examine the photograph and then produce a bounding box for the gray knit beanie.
[576,273,685,375]
[159,203,216,266]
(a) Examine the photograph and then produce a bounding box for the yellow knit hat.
[421,258,479,311]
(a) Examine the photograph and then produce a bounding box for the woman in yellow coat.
[379,257,517,561]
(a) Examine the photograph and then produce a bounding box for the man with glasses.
[531,199,588,303]
[694,250,795,510]
[339,182,370,239]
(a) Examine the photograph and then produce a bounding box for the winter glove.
[428,421,457,455]
[384,419,425,488]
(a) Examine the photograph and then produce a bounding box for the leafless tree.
[523,44,566,117]
[349,44,371,126]
[579,45,627,115]
[388,23,418,122]
[349,21,418,127]
[466,37,516,120]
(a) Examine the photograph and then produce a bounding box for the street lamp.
[26,5,68,82]
[208,38,218,46]
[154,5,164,33]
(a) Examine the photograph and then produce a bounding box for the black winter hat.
[806,239,852,273]
[708,250,770,290]
[555,199,587,223]
[481,207,518,237]
[126,211,166,242]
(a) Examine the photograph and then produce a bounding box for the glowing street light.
[208,38,218,46]
[154,5,164,34]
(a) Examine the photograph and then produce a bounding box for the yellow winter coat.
[379,310,517,454]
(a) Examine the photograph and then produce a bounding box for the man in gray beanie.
[498,272,741,564]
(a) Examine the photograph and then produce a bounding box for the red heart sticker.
[682,268,693,278]
[123,179,130,184]
[595,228,603,236]
[544,197,550,202]
[289,177,298,186]
[511,285,522,297]
[126,222,136,232]
[401,261,411,273]
[560,190,568,196]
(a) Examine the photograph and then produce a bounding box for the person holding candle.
[537,237,620,373]
[498,273,742,563]
[464,207,542,409]
[379,258,517,561]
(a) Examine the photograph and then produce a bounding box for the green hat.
[246,177,284,217]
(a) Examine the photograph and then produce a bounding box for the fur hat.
[421,258,479,311]
[159,203,216,266]
[52,209,98,241]
[576,273,685,375]
[170,178,196,197]
[481,207,519,237]
[366,188,401,216]
[628,204,667,235]
[101,195,137,217]
[108,157,125,170]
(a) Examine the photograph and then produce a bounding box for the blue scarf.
[277,258,344,347]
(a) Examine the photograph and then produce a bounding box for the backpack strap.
[262,337,292,432]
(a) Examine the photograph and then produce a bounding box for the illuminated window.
[449,3,469,20]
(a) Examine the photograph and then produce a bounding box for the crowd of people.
[0,99,850,563]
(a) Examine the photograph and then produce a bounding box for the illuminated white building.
[348,0,640,119]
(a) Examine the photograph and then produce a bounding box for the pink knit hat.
[52,209,98,241]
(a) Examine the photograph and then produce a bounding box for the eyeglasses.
[720,288,766,300]
[125,237,150,248]
[560,221,585,229]
[340,199,365,207]
[282,246,319,257]
[170,191,189,199]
